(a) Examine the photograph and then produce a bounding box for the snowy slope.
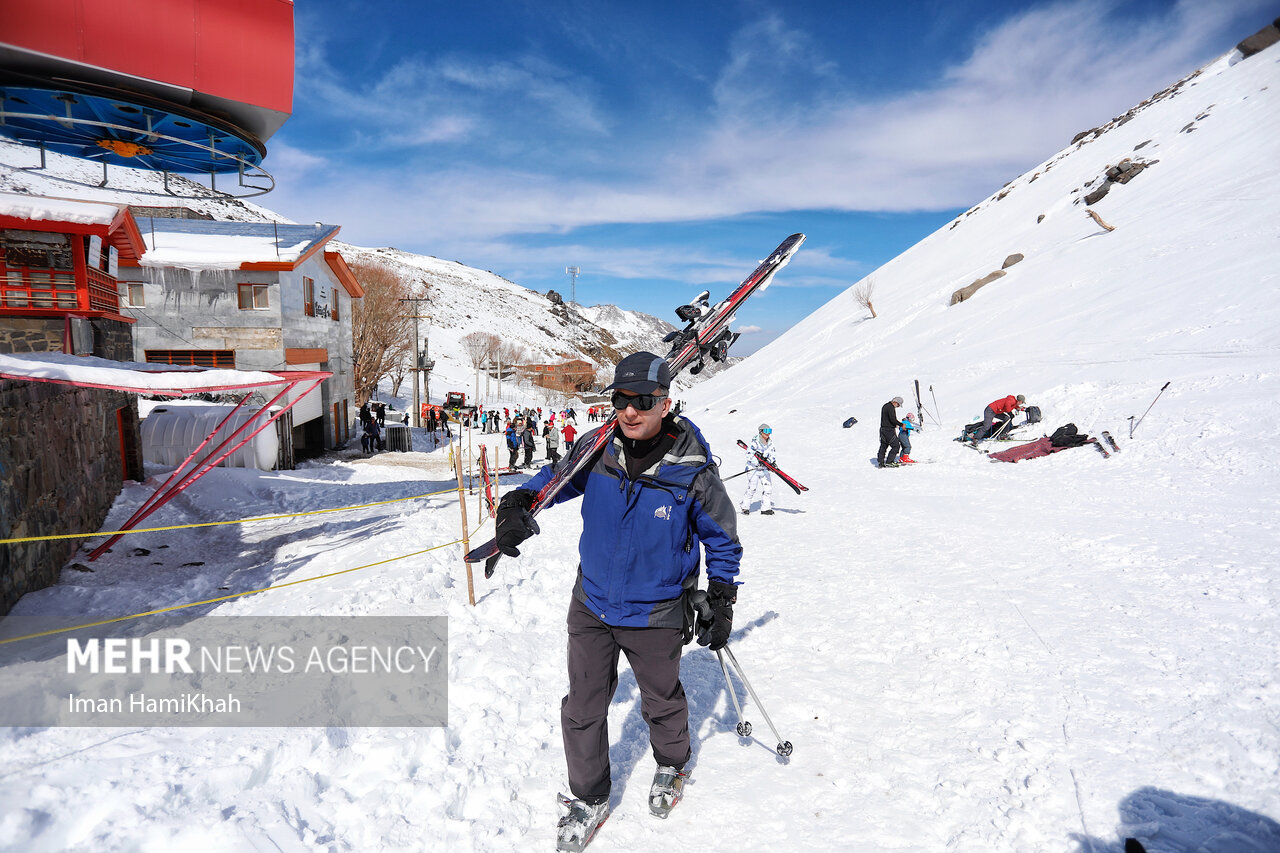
[2,38,1279,853]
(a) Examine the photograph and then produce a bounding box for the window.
[238,283,269,310]
[1,229,77,309]
[145,349,236,368]
[331,289,340,322]
[303,276,315,317]
[122,281,145,307]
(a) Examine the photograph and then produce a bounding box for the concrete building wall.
[121,258,356,451]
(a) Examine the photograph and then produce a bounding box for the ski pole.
[930,385,941,425]
[692,590,753,737]
[722,645,793,757]
[692,591,793,756]
[1130,382,1170,439]
[721,470,748,483]
[715,649,752,737]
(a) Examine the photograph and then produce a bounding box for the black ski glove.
[696,580,736,651]
[495,490,540,557]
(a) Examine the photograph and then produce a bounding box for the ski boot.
[881,460,900,468]
[899,455,916,464]
[760,509,774,515]
[648,766,688,818]
[556,794,609,851]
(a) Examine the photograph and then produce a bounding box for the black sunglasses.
[611,391,666,411]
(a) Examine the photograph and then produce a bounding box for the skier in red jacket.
[979,394,1026,440]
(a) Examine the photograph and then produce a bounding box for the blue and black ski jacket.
[521,415,742,629]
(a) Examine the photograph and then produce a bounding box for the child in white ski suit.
[741,424,776,514]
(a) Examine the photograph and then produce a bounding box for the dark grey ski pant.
[981,406,1012,440]
[562,596,690,804]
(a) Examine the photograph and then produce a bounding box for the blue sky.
[265,0,1270,352]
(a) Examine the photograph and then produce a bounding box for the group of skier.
[877,392,1029,467]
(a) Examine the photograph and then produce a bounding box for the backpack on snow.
[1024,405,1042,424]
[1049,423,1089,447]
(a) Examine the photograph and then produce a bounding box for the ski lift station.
[0,0,294,197]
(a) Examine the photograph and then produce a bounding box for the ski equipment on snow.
[842,416,857,428]
[556,794,610,852]
[735,439,807,494]
[1100,430,1120,453]
[1129,381,1170,439]
[465,233,807,578]
[914,379,924,431]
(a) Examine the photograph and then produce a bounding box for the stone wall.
[0,316,141,618]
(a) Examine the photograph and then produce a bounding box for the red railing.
[0,269,122,315]
[86,267,121,313]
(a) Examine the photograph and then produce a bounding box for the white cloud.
[273,1,1266,245]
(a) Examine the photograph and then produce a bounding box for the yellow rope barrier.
[0,535,472,645]
[0,488,460,546]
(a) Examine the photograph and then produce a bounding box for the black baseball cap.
[605,351,672,393]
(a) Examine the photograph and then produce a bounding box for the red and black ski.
[465,233,807,577]
[736,439,808,494]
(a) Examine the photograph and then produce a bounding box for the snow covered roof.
[0,351,330,396]
[0,190,126,227]
[133,217,341,270]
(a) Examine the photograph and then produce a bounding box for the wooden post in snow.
[456,445,475,606]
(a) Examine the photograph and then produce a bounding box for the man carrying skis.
[878,396,904,468]
[740,423,776,515]
[492,351,742,851]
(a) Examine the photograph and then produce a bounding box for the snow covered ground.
[2,39,1280,853]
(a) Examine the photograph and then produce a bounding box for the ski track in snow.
[1,417,1278,852]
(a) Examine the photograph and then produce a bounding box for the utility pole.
[566,266,580,307]
[400,297,431,427]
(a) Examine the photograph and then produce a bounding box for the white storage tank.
[142,404,281,471]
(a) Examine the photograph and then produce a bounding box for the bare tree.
[350,260,414,402]
[852,277,877,318]
[388,362,408,398]
[461,331,493,401]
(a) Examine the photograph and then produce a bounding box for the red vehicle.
[444,391,477,418]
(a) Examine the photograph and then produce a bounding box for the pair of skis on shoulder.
[464,233,807,579]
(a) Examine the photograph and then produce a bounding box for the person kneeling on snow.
[978,394,1026,440]
[741,423,776,515]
